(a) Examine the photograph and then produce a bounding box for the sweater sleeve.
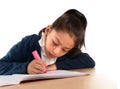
[0,60,29,75]
[55,53,95,70]
[0,35,37,75]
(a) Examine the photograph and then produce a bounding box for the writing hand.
[27,59,47,74]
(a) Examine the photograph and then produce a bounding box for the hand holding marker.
[32,50,47,73]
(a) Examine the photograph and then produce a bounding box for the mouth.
[47,52,56,58]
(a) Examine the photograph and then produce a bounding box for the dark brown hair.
[38,9,87,58]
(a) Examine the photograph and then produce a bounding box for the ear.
[45,25,52,35]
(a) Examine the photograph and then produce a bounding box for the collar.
[38,32,57,65]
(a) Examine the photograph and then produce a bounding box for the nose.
[53,47,61,56]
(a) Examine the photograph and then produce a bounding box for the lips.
[45,49,57,58]
[47,51,55,58]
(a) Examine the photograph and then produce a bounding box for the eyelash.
[53,41,59,46]
[53,40,68,52]
[62,49,68,52]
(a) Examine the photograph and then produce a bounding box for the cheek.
[60,52,67,57]
[45,37,53,51]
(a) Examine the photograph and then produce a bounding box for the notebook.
[0,70,89,86]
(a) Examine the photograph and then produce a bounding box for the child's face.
[44,26,75,59]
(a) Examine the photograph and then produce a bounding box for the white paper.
[0,70,89,86]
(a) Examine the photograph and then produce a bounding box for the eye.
[62,49,68,52]
[53,40,59,46]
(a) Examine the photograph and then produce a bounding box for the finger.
[34,62,46,72]
[33,60,47,73]
[32,67,44,74]
[31,63,44,74]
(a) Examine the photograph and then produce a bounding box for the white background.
[0,0,119,87]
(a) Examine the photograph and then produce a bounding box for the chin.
[48,56,56,59]
[48,54,57,59]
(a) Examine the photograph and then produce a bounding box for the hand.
[47,64,57,71]
[27,59,47,74]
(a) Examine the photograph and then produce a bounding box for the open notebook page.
[0,70,89,86]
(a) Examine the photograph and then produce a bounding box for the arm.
[55,53,95,70]
[0,34,39,75]
[0,60,29,75]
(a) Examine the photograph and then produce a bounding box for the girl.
[0,9,95,75]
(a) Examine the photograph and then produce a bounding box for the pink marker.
[32,50,47,73]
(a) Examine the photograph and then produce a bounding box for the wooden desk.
[0,68,117,89]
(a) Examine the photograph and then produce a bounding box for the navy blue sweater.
[0,34,95,75]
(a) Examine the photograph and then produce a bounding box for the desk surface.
[0,68,117,89]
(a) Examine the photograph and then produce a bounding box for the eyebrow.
[55,37,72,50]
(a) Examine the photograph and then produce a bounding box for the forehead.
[50,30,75,48]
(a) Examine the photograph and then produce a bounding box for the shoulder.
[22,34,41,41]
[12,34,41,48]
[19,34,41,43]
[20,34,41,47]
